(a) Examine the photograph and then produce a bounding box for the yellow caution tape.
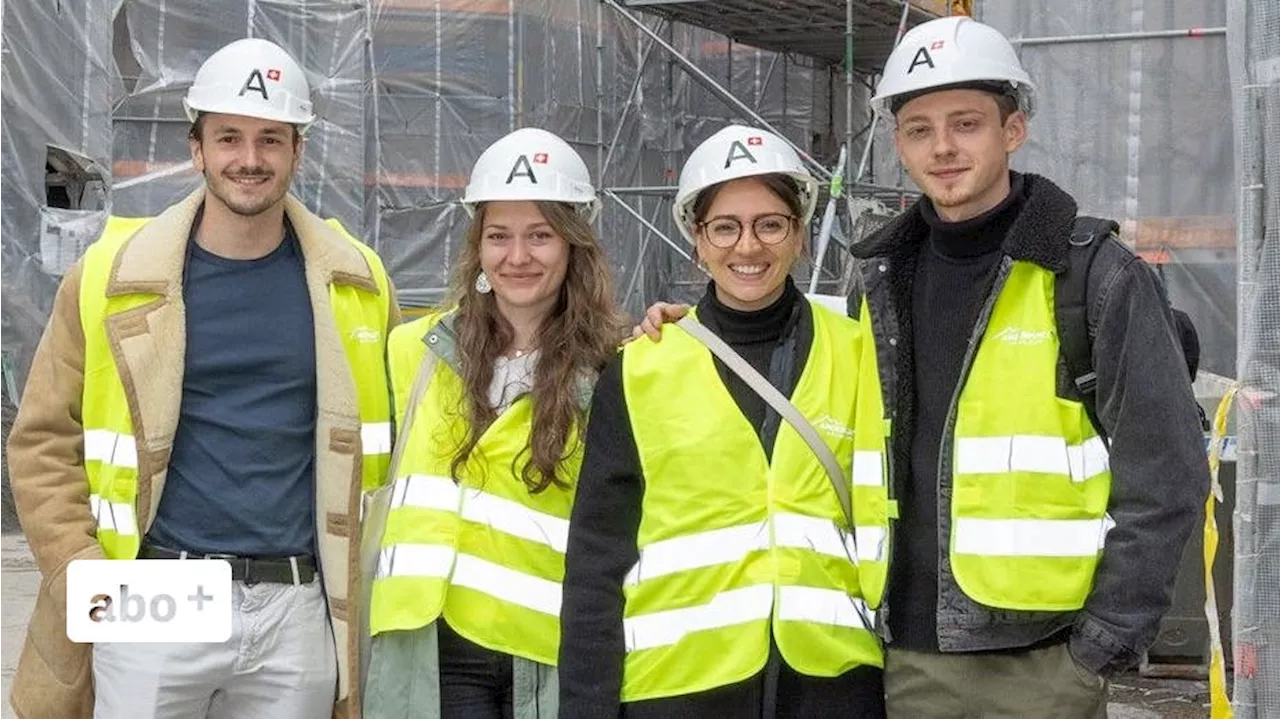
[1205,385,1238,719]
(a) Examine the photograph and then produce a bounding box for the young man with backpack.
[635,15,1209,718]
[852,15,1208,716]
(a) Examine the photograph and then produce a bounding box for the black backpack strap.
[1055,216,1120,443]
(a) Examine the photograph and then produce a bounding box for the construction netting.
[1227,0,1280,715]
[1,0,117,399]
[0,0,852,389]
[981,2,1235,380]
[1,0,1277,708]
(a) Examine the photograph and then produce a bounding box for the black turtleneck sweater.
[559,279,834,717]
[889,173,1027,651]
[694,277,809,451]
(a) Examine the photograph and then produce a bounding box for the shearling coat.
[6,188,399,718]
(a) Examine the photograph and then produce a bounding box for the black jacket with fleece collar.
[847,173,1209,675]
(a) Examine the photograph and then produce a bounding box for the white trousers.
[92,578,337,719]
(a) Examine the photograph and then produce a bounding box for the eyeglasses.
[696,213,798,249]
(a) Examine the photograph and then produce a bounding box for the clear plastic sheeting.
[0,0,855,392]
[366,0,832,310]
[972,1,1237,379]
[1228,0,1280,714]
[110,1,369,241]
[1,0,118,385]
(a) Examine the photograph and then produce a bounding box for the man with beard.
[7,38,398,718]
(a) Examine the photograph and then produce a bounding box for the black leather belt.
[139,543,317,585]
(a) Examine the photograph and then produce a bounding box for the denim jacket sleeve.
[1070,237,1210,676]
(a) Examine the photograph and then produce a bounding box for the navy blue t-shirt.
[146,220,318,557]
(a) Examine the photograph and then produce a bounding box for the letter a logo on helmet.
[906,46,935,74]
[506,155,538,185]
[723,140,758,169]
[239,69,270,100]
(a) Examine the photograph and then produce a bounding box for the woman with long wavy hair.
[363,127,627,719]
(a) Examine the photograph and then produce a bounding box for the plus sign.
[187,585,214,611]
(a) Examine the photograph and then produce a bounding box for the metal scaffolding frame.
[587,0,1239,300]
[593,0,943,297]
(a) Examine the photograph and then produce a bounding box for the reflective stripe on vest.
[618,302,884,702]
[949,260,1112,611]
[88,493,139,537]
[374,474,569,616]
[955,434,1110,481]
[79,214,393,559]
[624,584,874,652]
[624,514,880,585]
[369,315,580,667]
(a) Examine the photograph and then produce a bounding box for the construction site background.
[0,1,1275,715]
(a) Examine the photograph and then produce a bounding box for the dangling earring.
[474,271,493,294]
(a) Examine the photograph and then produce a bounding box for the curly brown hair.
[446,201,627,493]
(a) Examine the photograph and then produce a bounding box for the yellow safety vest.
[368,314,581,667]
[948,261,1111,610]
[851,298,894,609]
[79,215,394,559]
[618,301,885,703]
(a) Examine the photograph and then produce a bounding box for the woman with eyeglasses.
[558,125,889,717]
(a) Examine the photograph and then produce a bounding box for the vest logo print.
[350,326,381,344]
[992,327,1052,346]
[815,415,854,440]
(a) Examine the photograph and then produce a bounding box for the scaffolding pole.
[608,177,914,195]
[604,190,699,265]
[596,0,605,191]
[621,196,673,303]
[600,17,665,182]
[845,0,854,180]
[855,0,911,184]
[756,53,780,112]
[604,0,834,180]
[1010,26,1226,46]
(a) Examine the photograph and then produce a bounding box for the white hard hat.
[183,38,316,133]
[870,16,1036,121]
[672,125,819,245]
[462,128,600,223]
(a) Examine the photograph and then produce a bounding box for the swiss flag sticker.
[746,136,762,146]
[266,68,282,81]
[533,153,549,164]
[929,40,945,50]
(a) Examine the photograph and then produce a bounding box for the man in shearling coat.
[6,38,398,719]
